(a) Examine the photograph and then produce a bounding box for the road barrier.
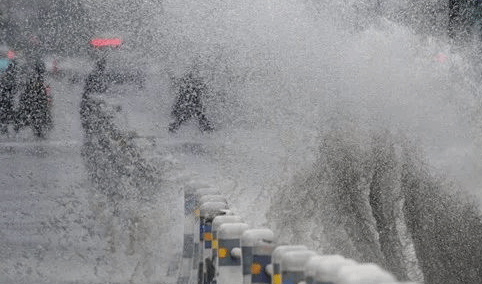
[216,222,250,283]
[241,229,275,284]
[212,215,244,273]
[177,182,413,284]
[200,201,230,283]
[268,245,308,284]
[280,250,318,284]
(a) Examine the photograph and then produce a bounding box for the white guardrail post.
[194,188,221,284]
[242,229,276,284]
[212,215,245,279]
[200,201,230,284]
[266,245,308,284]
[180,187,197,284]
[241,229,275,284]
[216,222,250,284]
[280,250,317,284]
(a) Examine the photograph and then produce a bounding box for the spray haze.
[153,0,481,194]
[88,0,482,282]
[3,0,482,283]
[152,0,482,282]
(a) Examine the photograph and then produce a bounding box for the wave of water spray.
[85,0,482,283]
[154,1,482,283]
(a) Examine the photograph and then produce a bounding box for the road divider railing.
[212,215,244,274]
[200,201,230,283]
[268,245,308,284]
[178,183,417,284]
[241,229,275,284]
[216,222,250,283]
[280,250,318,284]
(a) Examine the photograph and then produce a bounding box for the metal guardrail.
[177,182,418,284]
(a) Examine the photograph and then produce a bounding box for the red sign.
[89,38,122,48]
[7,50,16,59]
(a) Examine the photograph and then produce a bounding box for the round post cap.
[213,215,244,231]
[280,250,318,272]
[218,223,250,239]
[200,201,229,218]
[241,228,275,247]
[199,194,227,204]
[336,263,396,284]
[271,245,308,264]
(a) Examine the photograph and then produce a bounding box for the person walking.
[0,61,18,134]
[84,58,108,94]
[16,60,52,138]
[168,70,214,133]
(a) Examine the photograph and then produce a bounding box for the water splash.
[80,0,482,282]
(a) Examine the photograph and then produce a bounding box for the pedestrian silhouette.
[16,60,52,138]
[84,58,108,94]
[168,70,214,133]
[0,61,18,134]
[80,59,109,134]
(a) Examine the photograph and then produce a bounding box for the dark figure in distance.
[84,58,108,94]
[16,60,53,138]
[168,71,214,133]
[80,59,109,135]
[0,61,18,134]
